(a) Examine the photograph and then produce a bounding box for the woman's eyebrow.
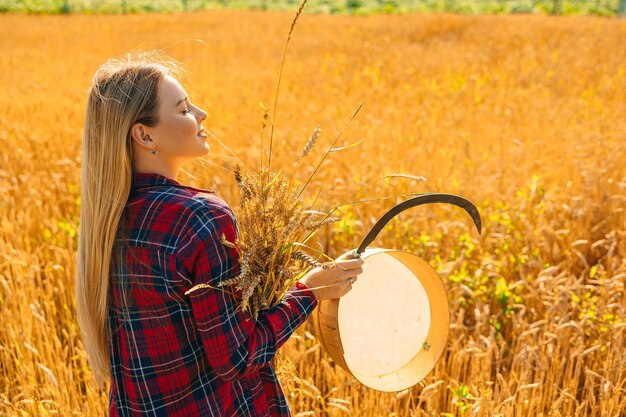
[175,96,188,106]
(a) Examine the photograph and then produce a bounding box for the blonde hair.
[76,51,182,386]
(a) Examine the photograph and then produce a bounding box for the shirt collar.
[130,171,216,194]
[131,172,184,190]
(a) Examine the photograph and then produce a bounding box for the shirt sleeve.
[176,203,318,381]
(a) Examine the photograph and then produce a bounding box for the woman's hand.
[299,251,364,301]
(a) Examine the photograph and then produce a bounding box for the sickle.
[356,193,482,255]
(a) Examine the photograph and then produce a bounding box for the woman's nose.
[196,107,208,123]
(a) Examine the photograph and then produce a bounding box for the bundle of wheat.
[218,164,338,318]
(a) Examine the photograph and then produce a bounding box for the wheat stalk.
[268,0,309,169]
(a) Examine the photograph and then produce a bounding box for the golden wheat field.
[0,8,625,417]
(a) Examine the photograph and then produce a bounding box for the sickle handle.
[356,193,482,255]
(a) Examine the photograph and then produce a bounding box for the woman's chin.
[196,138,210,154]
[198,147,210,157]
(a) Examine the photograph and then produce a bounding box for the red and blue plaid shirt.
[108,172,318,417]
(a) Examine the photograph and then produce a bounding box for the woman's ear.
[130,123,153,150]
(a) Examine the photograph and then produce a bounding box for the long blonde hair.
[76,51,181,386]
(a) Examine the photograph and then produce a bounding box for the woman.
[75,51,364,417]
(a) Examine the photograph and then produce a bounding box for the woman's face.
[144,75,209,164]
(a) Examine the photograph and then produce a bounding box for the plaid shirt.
[108,172,318,417]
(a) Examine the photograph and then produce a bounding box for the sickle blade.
[356,193,482,254]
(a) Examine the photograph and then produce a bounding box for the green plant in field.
[446,384,477,415]
[0,0,620,15]
[377,0,400,13]
[36,217,79,250]
[331,204,360,242]
[346,0,363,12]
[494,276,513,312]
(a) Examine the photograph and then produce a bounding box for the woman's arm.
[176,205,317,381]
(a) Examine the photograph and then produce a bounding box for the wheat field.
[0,9,625,417]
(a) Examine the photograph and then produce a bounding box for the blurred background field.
[1,0,625,15]
[0,5,625,417]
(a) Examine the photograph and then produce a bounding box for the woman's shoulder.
[179,187,233,216]
[131,183,232,215]
[119,184,237,255]
[174,188,239,260]
[174,187,237,232]
[125,184,236,237]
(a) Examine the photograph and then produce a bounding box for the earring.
[143,133,156,155]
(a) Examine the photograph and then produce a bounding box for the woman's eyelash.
[182,109,190,114]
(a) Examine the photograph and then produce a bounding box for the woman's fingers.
[342,266,362,278]
[330,258,364,285]
[342,277,357,295]
[303,253,364,299]
[325,265,362,284]
[335,250,361,261]
[341,278,353,290]
[334,257,364,270]
[301,254,364,300]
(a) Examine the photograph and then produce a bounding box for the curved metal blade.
[356,193,482,254]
